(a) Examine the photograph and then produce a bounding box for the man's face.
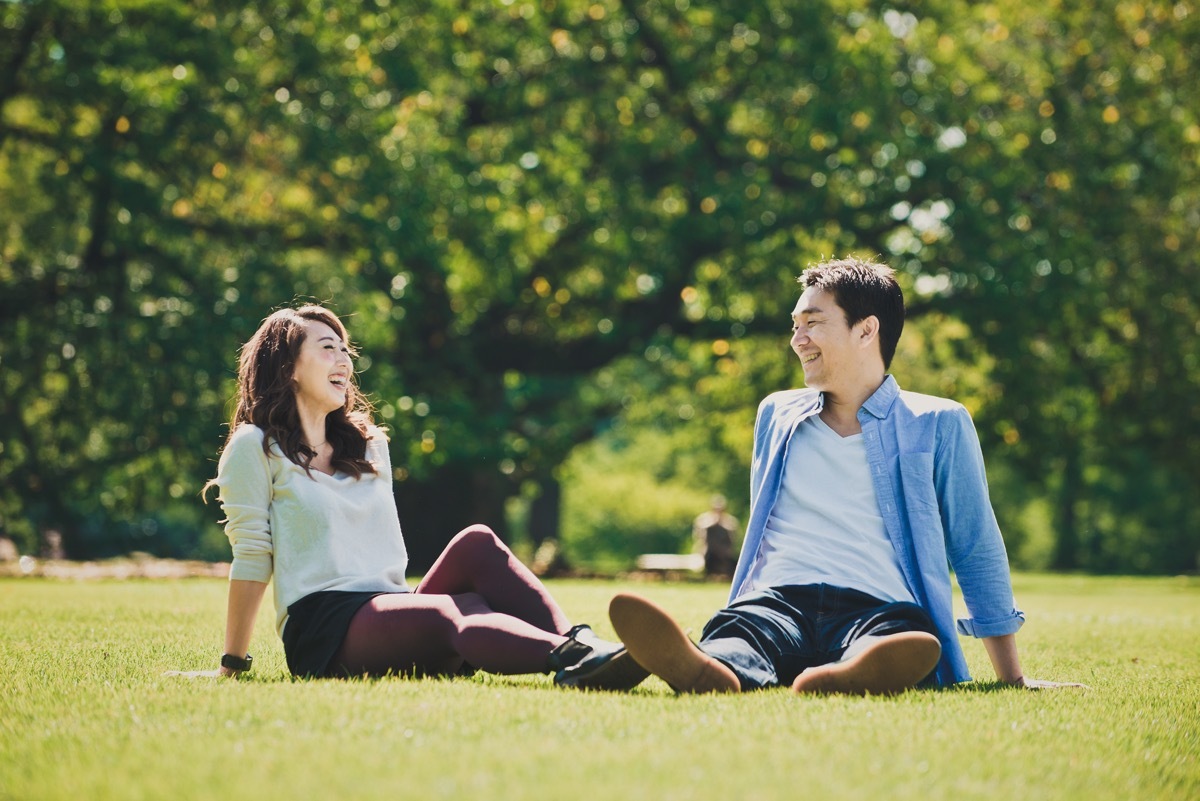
[789,287,862,390]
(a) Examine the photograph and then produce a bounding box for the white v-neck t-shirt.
[744,414,914,604]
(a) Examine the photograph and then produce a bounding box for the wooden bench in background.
[634,553,705,577]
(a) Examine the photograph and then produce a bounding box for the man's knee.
[700,605,776,648]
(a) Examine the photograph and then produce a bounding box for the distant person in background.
[172,304,646,691]
[611,257,1086,696]
[693,495,738,578]
[42,529,65,560]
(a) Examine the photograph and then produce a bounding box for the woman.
[198,304,646,689]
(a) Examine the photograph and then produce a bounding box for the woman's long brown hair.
[215,305,379,480]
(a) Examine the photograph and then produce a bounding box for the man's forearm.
[982,633,1024,684]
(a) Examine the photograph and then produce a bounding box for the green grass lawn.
[1,573,1197,801]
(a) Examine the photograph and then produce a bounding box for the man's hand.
[983,634,1089,689]
[1010,676,1090,690]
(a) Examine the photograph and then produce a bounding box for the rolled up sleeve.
[936,407,1025,639]
[216,426,274,584]
[956,610,1025,638]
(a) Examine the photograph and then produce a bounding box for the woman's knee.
[450,591,491,617]
[446,525,507,560]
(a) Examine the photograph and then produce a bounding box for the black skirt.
[281,590,389,677]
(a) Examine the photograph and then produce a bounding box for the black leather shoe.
[550,624,650,691]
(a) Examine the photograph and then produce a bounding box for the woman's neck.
[296,404,329,451]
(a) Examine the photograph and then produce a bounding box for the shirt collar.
[858,375,899,419]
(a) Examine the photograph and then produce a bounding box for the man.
[611,257,1080,694]
[693,495,739,578]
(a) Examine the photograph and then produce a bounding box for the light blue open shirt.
[728,375,1025,686]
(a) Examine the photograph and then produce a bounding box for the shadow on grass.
[213,669,1046,697]
[939,680,1026,694]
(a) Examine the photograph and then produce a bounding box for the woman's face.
[291,319,353,420]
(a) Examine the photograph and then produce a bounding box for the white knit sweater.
[215,424,410,636]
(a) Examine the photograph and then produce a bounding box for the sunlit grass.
[1,574,1196,800]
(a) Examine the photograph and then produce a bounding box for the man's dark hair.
[799,256,905,369]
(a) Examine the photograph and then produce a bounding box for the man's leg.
[610,588,819,693]
[791,592,940,696]
[695,590,821,690]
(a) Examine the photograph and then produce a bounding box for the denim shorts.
[699,583,938,689]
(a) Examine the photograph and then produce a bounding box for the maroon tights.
[330,525,572,677]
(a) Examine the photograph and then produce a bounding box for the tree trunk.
[394,465,511,573]
[527,476,561,548]
[1051,448,1082,571]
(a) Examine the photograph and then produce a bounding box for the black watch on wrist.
[220,653,253,672]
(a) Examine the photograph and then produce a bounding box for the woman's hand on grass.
[163,667,241,679]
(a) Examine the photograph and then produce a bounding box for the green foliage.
[1,1,1197,571]
[900,1,1200,572]
[558,427,721,570]
[1,576,1199,801]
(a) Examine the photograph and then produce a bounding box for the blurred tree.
[891,0,1200,570]
[1,0,258,555]
[1,0,1196,573]
[553,0,1199,571]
